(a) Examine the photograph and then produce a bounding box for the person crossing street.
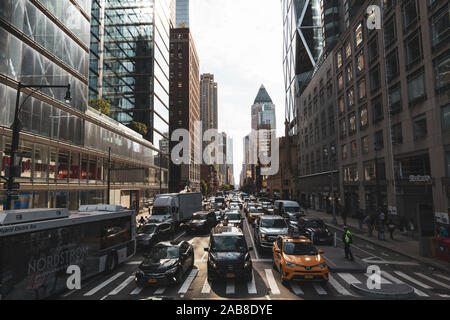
[342,226,354,261]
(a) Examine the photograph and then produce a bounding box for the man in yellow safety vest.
[342,226,354,261]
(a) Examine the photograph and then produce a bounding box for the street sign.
[3,182,20,190]
[6,190,19,196]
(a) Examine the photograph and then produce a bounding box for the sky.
[189,0,285,187]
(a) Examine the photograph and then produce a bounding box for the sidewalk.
[306,209,450,273]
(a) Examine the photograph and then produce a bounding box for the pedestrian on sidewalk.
[342,226,354,261]
[366,212,375,237]
[377,209,386,241]
[408,219,415,239]
[387,219,396,240]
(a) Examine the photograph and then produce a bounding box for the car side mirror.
[319,249,325,254]
[204,248,209,252]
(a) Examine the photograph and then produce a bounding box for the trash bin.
[435,237,450,262]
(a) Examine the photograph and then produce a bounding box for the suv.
[205,226,253,281]
[254,216,290,251]
[298,218,333,245]
[136,222,173,249]
[185,211,217,234]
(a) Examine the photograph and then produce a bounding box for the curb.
[350,283,415,299]
[325,223,450,274]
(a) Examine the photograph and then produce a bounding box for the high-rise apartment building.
[169,28,200,192]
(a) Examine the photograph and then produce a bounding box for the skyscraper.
[176,0,190,28]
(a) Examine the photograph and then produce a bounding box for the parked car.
[254,216,290,251]
[273,235,328,284]
[136,222,173,249]
[298,218,333,245]
[205,225,253,281]
[135,241,194,286]
[184,211,217,234]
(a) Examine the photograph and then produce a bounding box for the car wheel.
[105,253,117,273]
[279,265,288,285]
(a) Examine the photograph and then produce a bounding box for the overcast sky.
[189,0,285,186]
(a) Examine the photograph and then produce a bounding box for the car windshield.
[137,225,157,234]
[284,206,299,213]
[145,245,179,261]
[261,219,287,228]
[225,213,241,220]
[212,236,247,252]
[215,198,225,203]
[283,242,318,255]
[193,214,208,220]
[153,207,169,215]
[305,220,325,228]
[249,208,261,213]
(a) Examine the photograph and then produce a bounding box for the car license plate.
[226,273,235,278]
[148,279,158,283]
[304,275,313,279]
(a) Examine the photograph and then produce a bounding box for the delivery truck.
[150,192,202,231]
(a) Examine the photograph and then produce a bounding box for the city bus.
[0,205,136,300]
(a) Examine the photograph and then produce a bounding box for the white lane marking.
[100,295,108,300]
[178,269,198,294]
[201,252,207,262]
[265,269,280,295]
[415,273,450,291]
[439,294,450,298]
[265,295,271,300]
[381,271,428,297]
[365,273,392,284]
[127,261,142,265]
[84,272,124,296]
[174,231,186,241]
[226,280,235,294]
[154,287,166,295]
[253,259,273,262]
[328,274,353,296]
[108,276,135,295]
[244,217,259,260]
[337,273,362,285]
[201,278,211,294]
[381,252,390,257]
[435,274,450,282]
[290,282,304,295]
[312,283,328,295]
[130,286,144,295]
[394,271,432,289]
[248,271,257,294]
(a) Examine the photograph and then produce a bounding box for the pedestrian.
[366,212,375,237]
[388,219,396,240]
[408,219,415,239]
[377,209,386,241]
[342,226,354,261]
[139,216,145,227]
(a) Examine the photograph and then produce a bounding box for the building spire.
[253,84,273,104]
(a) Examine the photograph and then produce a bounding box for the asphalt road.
[60,209,450,300]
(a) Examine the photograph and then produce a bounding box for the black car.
[185,211,217,234]
[281,212,303,233]
[223,211,243,229]
[136,222,173,249]
[205,226,253,281]
[254,216,290,251]
[298,218,333,245]
[135,241,194,286]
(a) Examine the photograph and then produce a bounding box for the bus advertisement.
[0,206,136,300]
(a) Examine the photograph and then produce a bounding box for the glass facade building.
[0,0,168,211]
[176,0,189,28]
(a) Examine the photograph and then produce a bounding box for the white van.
[274,200,303,216]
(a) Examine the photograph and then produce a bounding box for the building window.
[386,49,399,81]
[327,81,333,98]
[413,114,427,140]
[434,52,450,91]
[405,31,423,69]
[342,144,348,160]
[346,64,353,83]
[339,119,347,138]
[347,89,355,109]
[391,123,403,144]
[407,69,426,104]
[388,83,402,114]
[355,23,364,47]
[359,105,369,128]
[356,50,365,73]
[430,6,449,49]
[337,50,343,69]
[351,140,357,158]
[364,163,376,182]
[358,78,366,101]
[344,166,359,182]
[349,113,357,135]
[338,96,345,115]
[384,16,397,48]
[442,104,450,131]
[338,73,344,91]
[368,37,378,63]
[178,82,183,88]
[361,136,369,155]
[372,95,384,123]
[345,40,352,59]
[370,65,381,93]
[402,0,419,32]
[374,130,384,150]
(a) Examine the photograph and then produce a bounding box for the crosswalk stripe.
[108,276,135,295]
[126,261,141,265]
[178,269,198,294]
[415,273,450,291]
[130,286,144,295]
[248,271,257,294]
[337,273,361,285]
[154,287,166,295]
[394,271,432,289]
[201,278,211,294]
[381,271,428,297]
[265,269,280,295]
[290,282,304,295]
[312,283,327,295]
[84,272,124,296]
[365,273,392,284]
[328,274,352,296]
[226,280,235,294]
[435,274,450,282]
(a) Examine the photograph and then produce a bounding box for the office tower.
[176,0,190,28]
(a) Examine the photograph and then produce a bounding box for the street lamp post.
[6,82,71,210]
[324,145,337,225]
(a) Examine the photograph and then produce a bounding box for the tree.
[89,98,110,115]
[129,121,148,135]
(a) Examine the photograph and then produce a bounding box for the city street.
[59,208,450,301]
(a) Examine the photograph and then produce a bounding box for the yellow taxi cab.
[272,235,328,284]
[247,208,264,224]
